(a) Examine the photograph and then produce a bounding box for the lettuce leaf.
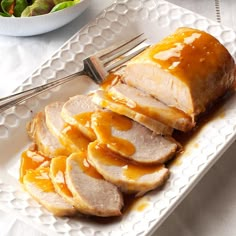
[21,0,54,16]
[1,0,15,15]
[14,0,28,16]
[50,0,79,13]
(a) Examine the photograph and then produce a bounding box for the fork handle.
[0,70,87,113]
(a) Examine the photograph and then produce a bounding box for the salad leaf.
[50,1,73,12]
[0,0,3,11]
[1,0,28,16]
[50,0,79,13]
[53,0,70,5]
[1,0,15,15]
[0,0,79,17]
[14,0,28,16]
[0,11,11,16]
[21,0,54,16]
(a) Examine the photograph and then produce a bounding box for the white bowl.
[0,0,91,37]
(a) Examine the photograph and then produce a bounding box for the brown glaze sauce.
[124,195,150,212]
[100,73,121,90]
[135,199,149,211]
[61,124,90,152]
[19,149,50,183]
[74,112,93,129]
[90,194,150,224]
[24,167,55,192]
[100,73,192,130]
[71,152,103,179]
[51,156,73,197]
[170,91,234,167]
[91,141,163,181]
[107,91,192,130]
[74,112,97,141]
[92,111,136,157]
[150,29,228,84]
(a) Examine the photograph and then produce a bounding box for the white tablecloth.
[0,0,236,235]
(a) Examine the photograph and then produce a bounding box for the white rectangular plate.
[0,0,236,235]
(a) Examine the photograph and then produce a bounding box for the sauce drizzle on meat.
[91,111,135,157]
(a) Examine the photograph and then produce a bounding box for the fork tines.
[97,33,148,71]
[105,44,149,72]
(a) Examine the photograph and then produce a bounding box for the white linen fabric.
[0,0,236,236]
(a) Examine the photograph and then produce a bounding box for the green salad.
[0,0,80,17]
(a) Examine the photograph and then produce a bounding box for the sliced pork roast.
[91,110,178,164]
[108,82,194,131]
[61,95,99,141]
[124,27,236,117]
[23,167,76,216]
[50,155,123,217]
[87,141,170,195]
[27,112,69,157]
[50,156,76,208]
[65,152,123,217]
[92,90,173,135]
[45,102,90,153]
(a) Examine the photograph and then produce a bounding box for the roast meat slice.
[45,102,90,153]
[50,156,76,208]
[108,82,194,131]
[87,141,170,195]
[92,90,173,135]
[23,167,76,216]
[61,95,99,141]
[65,152,124,217]
[27,112,69,157]
[91,110,178,164]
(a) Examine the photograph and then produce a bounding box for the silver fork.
[0,34,147,113]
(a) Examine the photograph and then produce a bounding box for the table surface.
[1,0,236,235]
